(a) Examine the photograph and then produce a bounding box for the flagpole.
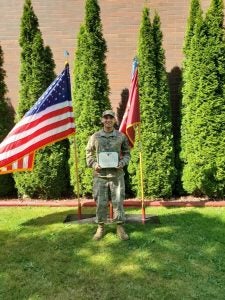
[73,135,82,220]
[119,56,144,222]
[138,124,145,224]
[64,51,81,220]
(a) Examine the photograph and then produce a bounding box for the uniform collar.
[100,129,117,137]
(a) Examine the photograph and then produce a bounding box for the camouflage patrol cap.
[102,110,115,117]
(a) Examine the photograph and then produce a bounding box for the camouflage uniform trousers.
[93,174,125,224]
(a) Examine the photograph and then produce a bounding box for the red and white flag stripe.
[0,101,75,171]
[0,153,34,174]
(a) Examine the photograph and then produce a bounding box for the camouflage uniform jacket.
[86,129,131,178]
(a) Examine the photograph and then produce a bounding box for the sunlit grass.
[1,206,225,299]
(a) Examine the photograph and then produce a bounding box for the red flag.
[0,65,75,174]
[119,58,140,147]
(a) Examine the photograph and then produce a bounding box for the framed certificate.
[98,152,119,168]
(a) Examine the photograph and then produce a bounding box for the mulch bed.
[0,196,225,207]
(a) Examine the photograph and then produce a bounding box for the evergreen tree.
[152,13,176,195]
[14,0,71,198]
[70,0,110,196]
[180,0,203,195]
[17,0,39,119]
[0,45,16,197]
[129,8,175,198]
[183,0,202,56]
[181,0,225,197]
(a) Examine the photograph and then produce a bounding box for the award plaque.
[98,152,119,168]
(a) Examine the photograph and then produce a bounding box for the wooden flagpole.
[138,124,145,223]
[64,51,81,220]
[73,135,81,220]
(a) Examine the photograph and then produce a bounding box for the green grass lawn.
[0,206,225,300]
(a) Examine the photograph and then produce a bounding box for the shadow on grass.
[1,209,225,299]
[21,209,79,226]
[21,208,159,227]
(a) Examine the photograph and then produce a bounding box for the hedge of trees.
[181,0,225,198]
[0,0,225,199]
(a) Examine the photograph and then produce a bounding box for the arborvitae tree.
[0,45,16,197]
[178,0,202,195]
[14,0,71,198]
[152,13,176,194]
[181,0,225,197]
[129,8,175,198]
[129,8,156,197]
[180,1,204,182]
[70,0,110,196]
[17,0,39,119]
[181,0,203,128]
[183,0,202,56]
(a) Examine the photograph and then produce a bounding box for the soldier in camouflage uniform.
[86,110,131,240]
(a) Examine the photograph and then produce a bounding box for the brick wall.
[0,0,212,111]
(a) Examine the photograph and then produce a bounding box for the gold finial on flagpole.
[64,50,69,66]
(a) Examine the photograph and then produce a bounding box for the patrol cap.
[102,110,115,118]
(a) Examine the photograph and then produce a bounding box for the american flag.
[0,64,75,174]
[119,58,140,147]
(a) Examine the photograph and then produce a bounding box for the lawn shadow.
[21,209,77,226]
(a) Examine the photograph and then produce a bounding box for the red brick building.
[0,0,212,111]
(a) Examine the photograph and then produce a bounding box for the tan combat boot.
[93,223,104,241]
[117,224,129,240]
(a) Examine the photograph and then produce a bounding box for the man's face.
[102,115,116,130]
